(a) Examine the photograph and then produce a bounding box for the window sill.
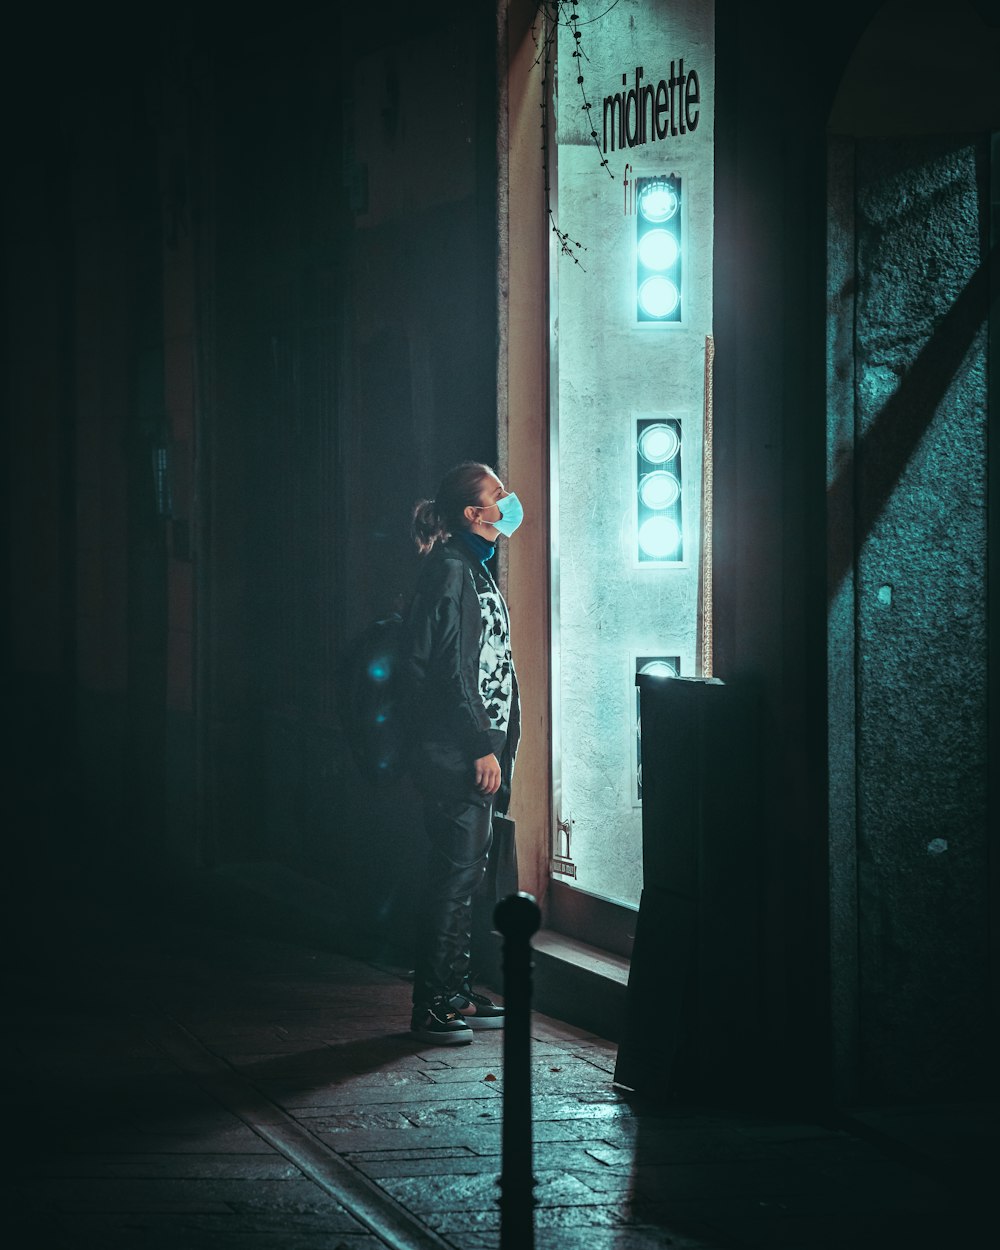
[528,927,630,1041]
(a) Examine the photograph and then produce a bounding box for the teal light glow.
[637,422,680,464]
[639,659,677,679]
[638,181,679,223]
[367,657,391,683]
[638,515,682,559]
[635,174,682,326]
[637,228,679,271]
[638,276,680,319]
[639,470,681,510]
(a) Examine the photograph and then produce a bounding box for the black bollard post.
[494,891,541,1250]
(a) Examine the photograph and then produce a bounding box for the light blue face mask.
[491,491,524,537]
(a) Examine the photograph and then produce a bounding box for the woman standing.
[404,461,522,1044]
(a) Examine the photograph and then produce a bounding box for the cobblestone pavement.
[6,914,996,1249]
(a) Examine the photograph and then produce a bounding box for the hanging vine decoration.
[534,0,616,271]
[567,0,616,180]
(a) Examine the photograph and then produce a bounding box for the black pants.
[412,792,493,1010]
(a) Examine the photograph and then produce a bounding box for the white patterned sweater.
[477,581,514,735]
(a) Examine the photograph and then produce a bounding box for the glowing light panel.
[638,181,679,222]
[637,422,680,465]
[637,228,680,271]
[638,659,678,680]
[639,470,681,510]
[635,415,684,565]
[638,515,682,559]
[638,276,680,319]
[635,174,682,324]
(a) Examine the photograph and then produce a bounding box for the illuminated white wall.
[553,0,714,906]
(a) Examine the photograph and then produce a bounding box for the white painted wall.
[553,0,714,906]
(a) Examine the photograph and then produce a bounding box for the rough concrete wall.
[827,136,861,1101]
[554,0,714,905]
[852,137,989,1098]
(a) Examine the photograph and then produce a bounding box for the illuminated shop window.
[634,655,680,802]
[635,174,682,324]
[635,415,684,565]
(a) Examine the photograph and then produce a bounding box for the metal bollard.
[493,891,541,1250]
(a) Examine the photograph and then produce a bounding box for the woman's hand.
[473,753,502,796]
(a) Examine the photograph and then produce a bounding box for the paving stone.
[531,1019,602,1042]
[346,1145,482,1162]
[39,1210,382,1250]
[504,1234,704,1250]
[528,1092,638,1122]
[348,1139,640,1183]
[263,1079,502,1107]
[533,1227,728,1250]
[128,1111,255,1137]
[415,1044,504,1062]
[409,1065,505,1084]
[317,1125,502,1153]
[25,1152,302,1180]
[24,1184,234,1216]
[352,1153,501,1179]
[422,1197,724,1241]
[297,1095,500,1125]
[299,1108,422,1132]
[580,1130,776,1165]
[227,1056,439,1085]
[380,1167,606,1215]
[46,1228,384,1250]
[59,1208,377,1235]
[498,1067,631,1096]
[395,1100,505,1129]
[11,916,995,1250]
[565,1054,620,1077]
[593,1116,726,1146]
[530,1118,636,1145]
[57,1125,273,1154]
[27,1177,367,1223]
[210,1037,342,1055]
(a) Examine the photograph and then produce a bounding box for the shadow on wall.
[827,238,995,600]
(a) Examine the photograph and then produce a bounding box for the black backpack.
[337,612,408,787]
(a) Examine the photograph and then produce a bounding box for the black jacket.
[403,538,521,810]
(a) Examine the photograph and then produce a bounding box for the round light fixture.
[637,423,680,465]
[637,228,679,271]
[638,276,680,319]
[639,470,681,510]
[638,181,679,223]
[638,515,682,560]
[639,659,678,680]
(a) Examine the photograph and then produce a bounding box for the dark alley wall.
[831,136,990,1099]
[201,5,499,946]
[713,0,997,1101]
[824,3,998,1101]
[3,2,499,958]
